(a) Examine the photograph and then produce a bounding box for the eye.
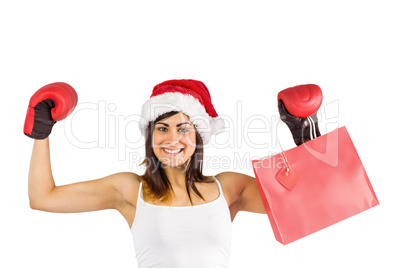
[157,127,168,132]
[178,128,189,133]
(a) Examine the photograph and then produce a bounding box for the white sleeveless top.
[131,179,232,268]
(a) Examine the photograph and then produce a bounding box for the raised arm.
[24,82,139,227]
[28,138,138,213]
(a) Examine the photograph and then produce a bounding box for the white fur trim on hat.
[139,92,225,144]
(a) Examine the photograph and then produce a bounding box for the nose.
[166,129,182,145]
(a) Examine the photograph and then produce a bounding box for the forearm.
[28,137,56,208]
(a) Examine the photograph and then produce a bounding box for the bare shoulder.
[215,171,255,188]
[107,172,142,228]
[216,171,265,215]
[109,171,141,185]
[108,172,142,207]
[215,172,255,206]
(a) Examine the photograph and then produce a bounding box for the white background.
[1,1,401,267]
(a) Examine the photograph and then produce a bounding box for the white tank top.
[131,179,232,268]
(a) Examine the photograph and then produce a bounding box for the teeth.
[163,148,182,154]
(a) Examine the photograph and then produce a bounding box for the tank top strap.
[137,181,143,205]
[213,177,225,198]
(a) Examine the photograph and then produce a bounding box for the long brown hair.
[140,111,214,205]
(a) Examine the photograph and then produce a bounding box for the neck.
[164,165,187,187]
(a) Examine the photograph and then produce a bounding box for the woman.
[27,79,266,268]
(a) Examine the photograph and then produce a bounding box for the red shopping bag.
[252,126,379,245]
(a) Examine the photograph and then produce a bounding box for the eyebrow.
[155,122,192,127]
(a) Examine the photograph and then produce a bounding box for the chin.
[159,158,188,169]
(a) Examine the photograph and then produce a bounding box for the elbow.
[29,197,46,211]
[28,192,38,210]
[28,188,54,211]
[29,199,40,210]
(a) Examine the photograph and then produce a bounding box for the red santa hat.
[139,79,225,144]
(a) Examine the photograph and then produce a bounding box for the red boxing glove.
[23,82,78,139]
[278,84,322,118]
[278,84,323,146]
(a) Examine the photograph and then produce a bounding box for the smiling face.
[152,112,197,168]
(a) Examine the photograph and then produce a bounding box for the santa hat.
[139,79,225,144]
